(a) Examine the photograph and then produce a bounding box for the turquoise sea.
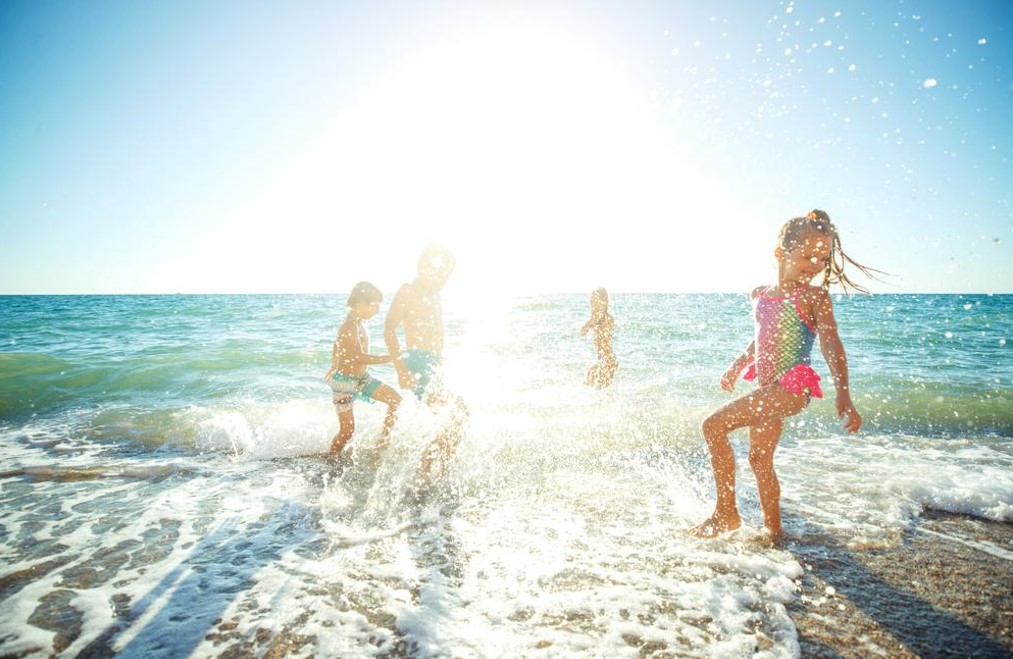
[1,293,1010,657]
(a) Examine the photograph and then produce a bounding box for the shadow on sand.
[785,511,1012,658]
[76,505,317,658]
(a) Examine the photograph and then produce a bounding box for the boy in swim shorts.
[384,245,468,480]
[325,281,401,458]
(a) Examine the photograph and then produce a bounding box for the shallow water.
[1,293,1010,656]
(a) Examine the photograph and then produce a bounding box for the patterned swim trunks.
[329,372,382,411]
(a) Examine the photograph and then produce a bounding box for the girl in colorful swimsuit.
[580,288,617,388]
[325,281,401,458]
[690,210,878,543]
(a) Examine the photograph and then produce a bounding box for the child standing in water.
[325,282,401,458]
[691,210,876,543]
[580,288,617,388]
[384,244,468,481]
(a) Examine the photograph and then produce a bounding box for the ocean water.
[0,293,1010,658]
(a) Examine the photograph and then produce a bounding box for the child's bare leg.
[749,418,785,541]
[691,387,805,538]
[418,439,446,481]
[330,409,355,456]
[419,408,466,479]
[419,396,468,480]
[690,409,741,537]
[371,385,401,445]
[600,359,617,389]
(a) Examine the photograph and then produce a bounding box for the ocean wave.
[0,350,326,421]
[852,386,1013,437]
[0,352,90,418]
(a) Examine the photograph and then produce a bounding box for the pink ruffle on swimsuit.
[742,287,824,398]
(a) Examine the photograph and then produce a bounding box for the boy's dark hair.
[347,281,382,307]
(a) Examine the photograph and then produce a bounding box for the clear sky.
[1,0,1011,297]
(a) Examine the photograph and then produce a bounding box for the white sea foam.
[780,433,1013,546]
[0,421,997,657]
[3,410,1010,655]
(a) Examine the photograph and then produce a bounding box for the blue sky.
[1,0,1011,296]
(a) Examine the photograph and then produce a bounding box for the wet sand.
[3,506,1009,657]
[787,511,1012,658]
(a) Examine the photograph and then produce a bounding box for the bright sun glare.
[253,24,718,298]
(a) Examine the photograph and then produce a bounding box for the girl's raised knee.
[701,415,723,440]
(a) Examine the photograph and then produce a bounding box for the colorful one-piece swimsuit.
[742,287,824,398]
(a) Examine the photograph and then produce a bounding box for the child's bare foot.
[745,529,785,549]
[689,513,742,538]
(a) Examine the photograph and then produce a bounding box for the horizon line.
[2,290,1010,297]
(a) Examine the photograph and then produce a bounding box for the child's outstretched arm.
[720,342,755,392]
[812,289,862,433]
[356,351,398,366]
